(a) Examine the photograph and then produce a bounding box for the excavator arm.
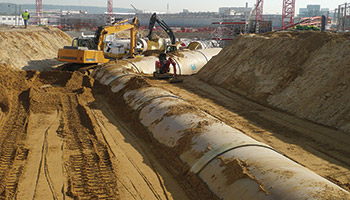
[147,13,176,45]
[97,17,139,57]
[58,17,139,64]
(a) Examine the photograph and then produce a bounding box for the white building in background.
[0,15,24,26]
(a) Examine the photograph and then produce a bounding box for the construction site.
[0,0,350,199]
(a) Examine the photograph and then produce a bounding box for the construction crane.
[255,0,264,22]
[36,0,42,24]
[130,4,141,13]
[107,0,113,17]
[246,0,295,31]
[282,0,296,29]
[245,0,264,33]
[247,0,295,31]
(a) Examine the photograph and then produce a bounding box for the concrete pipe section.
[91,51,350,199]
[114,48,222,75]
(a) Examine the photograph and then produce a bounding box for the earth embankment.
[198,31,350,133]
[0,26,72,70]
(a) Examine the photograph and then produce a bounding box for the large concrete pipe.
[91,65,350,199]
[188,40,220,50]
[116,48,222,75]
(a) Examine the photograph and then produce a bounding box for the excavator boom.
[147,13,176,45]
[97,17,139,56]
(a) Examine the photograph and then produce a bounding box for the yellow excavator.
[57,17,139,64]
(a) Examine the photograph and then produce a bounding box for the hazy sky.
[0,0,347,14]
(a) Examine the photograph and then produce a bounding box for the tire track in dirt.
[60,94,118,199]
[32,110,60,200]
[0,66,217,199]
[0,90,30,199]
[0,68,120,199]
[17,110,65,200]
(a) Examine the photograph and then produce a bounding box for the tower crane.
[107,0,113,17]
[282,0,296,29]
[36,0,42,24]
[246,0,296,31]
[255,0,264,22]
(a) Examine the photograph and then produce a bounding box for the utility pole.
[344,3,347,31]
[337,5,341,31]
[15,4,17,26]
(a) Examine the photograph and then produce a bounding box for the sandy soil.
[0,65,218,199]
[0,27,217,199]
[198,31,350,134]
[0,26,71,70]
[1,26,349,198]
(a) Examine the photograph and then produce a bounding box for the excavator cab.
[166,45,177,53]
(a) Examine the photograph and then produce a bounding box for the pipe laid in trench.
[91,50,350,199]
[111,48,222,75]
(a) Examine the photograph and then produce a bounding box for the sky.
[0,0,347,14]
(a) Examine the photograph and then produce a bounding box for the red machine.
[154,53,183,83]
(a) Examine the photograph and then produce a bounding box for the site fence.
[334,2,350,31]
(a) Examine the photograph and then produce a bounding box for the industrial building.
[58,5,283,30]
[0,15,24,26]
[298,5,330,18]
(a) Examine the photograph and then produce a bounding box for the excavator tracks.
[0,92,30,199]
[59,94,118,199]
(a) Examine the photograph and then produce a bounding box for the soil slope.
[198,31,350,134]
[0,26,72,70]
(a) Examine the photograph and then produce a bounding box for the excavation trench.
[92,60,350,199]
[0,65,217,200]
[1,27,350,199]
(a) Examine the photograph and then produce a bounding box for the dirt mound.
[0,26,72,70]
[198,31,350,133]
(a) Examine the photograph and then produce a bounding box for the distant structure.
[108,0,113,17]
[0,16,24,26]
[282,0,295,29]
[107,0,113,24]
[334,3,350,31]
[36,0,43,24]
[255,0,264,22]
[218,5,251,16]
[299,5,329,18]
[56,3,283,31]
